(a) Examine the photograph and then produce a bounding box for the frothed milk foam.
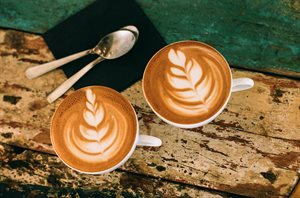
[143,41,231,125]
[51,86,137,173]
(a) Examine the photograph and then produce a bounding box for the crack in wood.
[18,58,48,65]
[3,95,22,105]
[2,81,32,92]
[190,139,229,157]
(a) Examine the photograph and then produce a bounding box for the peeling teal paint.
[136,0,300,74]
[0,0,95,33]
[0,0,299,75]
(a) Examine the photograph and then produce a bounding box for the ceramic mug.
[142,40,254,128]
[50,86,162,174]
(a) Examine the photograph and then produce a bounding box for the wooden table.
[0,29,299,197]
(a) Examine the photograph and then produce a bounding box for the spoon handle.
[47,57,104,103]
[25,49,90,79]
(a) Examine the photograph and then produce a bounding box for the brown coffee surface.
[51,86,137,173]
[143,41,231,125]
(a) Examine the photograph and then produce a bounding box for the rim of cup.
[142,40,234,128]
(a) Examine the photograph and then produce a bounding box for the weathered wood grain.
[0,29,300,197]
[216,69,300,140]
[0,29,72,154]
[0,143,227,198]
[124,106,299,197]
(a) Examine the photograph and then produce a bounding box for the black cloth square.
[43,0,166,91]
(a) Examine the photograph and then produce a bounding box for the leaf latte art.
[164,49,223,116]
[143,41,231,125]
[64,89,123,161]
[51,86,137,173]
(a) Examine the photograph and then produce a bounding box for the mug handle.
[137,135,162,147]
[232,78,254,92]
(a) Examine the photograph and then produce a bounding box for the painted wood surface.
[0,143,228,197]
[137,0,300,77]
[0,29,300,197]
[0,0,299,76]
[0,0,94,33]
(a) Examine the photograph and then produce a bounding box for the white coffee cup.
[50,86,162,175]
[142,41,254,129]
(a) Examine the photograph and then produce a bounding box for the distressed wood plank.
[123,107,300,197]
[0,29,300,197]
[0,29,72,154]
[0,143,229,198]
[215,69,300,140]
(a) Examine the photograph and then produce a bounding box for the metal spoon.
[25,25,138,79]
[46,26,138,103]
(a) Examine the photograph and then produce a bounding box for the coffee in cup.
[143,41,254,128]
[51,86,161,174]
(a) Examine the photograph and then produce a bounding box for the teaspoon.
[25,26,138,79]
[45,26,138,103]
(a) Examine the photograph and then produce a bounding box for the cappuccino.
[143,41,232,125]
[50,86,137,173]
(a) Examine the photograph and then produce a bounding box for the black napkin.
[43,0,166,91]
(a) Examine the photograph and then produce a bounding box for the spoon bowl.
[92,30,136,59]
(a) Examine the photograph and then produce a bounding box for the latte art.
[143,41,231,125]
[51,86,137,173]
[163,49,223,117]
[64,89,126,162]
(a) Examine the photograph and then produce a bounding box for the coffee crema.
[51,86,137,173]
[143,41,231,125]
